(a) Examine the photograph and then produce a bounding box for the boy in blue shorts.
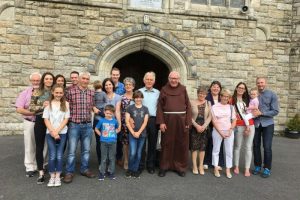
[95,105,120,180]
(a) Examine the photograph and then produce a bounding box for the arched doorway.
[113,51,169,90]
[88,25,198,96]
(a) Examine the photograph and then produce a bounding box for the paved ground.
[0,135,299,200]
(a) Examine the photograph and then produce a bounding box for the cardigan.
[190,99,212,130]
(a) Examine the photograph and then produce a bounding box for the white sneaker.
[203,165,208,170]
[47,178,55,187]
[54,177,61,187]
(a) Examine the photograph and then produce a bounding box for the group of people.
[15,67,279,187]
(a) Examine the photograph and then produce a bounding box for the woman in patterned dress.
[190,86,212,175]
[121,77,135,170]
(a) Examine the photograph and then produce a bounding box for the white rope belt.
[164,111,186,114]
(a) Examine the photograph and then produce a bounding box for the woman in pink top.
[211,89,236,179]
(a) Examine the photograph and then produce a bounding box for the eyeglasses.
[169,77,179,80]
[237,87,245,90]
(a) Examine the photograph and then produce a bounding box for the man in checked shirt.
[63,72,96,183]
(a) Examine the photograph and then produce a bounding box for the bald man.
[252,77,279,178]
[156,71,192,177]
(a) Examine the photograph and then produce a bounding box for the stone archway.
[87,24,198,87]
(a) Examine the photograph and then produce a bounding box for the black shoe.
[125,170,132,178]
[26,171,35,178]
[37,175,45,184]
[133,172,140,179]
[60,172,65,180]
[147,168,155,174]
[177,171,186,177]
[158,170,166,177]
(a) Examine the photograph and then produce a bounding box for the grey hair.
[30,72,42,80]
[220,89,232,97]
[123,77,135,87]
[79,71,91,78]
[143,71,156,80]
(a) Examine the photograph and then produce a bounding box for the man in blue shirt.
[111,67,125,96]
[139,72,160,174]
[110,67,125,166]
[252,77,279,178]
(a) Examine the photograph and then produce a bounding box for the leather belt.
[24,118,35,122]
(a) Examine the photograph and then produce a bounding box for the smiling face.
[144,73,155,90]
[104,80,114,93]
[104,109,114,119]
[211,84,221,96]
[44,74,54,88]
[236,83,246,96]
[79,74,90,89]
[134,97,143,105]
[250,90,258,99]
[70,73,79,85]
[111,69,120,84]
[30,74,41,89]
[168,71,180,88]
[52,87,64,101]
[256,78,266,92]
[56,77,65,87]
[124,81,134,93]
[220,93,230,105]
[197,91,207,102]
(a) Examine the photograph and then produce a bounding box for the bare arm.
[16,107,35,116]
[125,112,135,134]
[95,128,101,136]
[136,114,149,136]
[115,101,121,130]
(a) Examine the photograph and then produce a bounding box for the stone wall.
[0,0,298,135]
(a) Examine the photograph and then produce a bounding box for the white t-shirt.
[43,102,70,134]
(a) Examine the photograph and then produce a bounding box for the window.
[191,0,245,8]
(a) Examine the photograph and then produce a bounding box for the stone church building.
[0,0,299,134]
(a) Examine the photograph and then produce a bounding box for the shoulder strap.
[230,105,233,122]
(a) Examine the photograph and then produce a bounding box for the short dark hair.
[104,104,115,113]
[133,90,144,99]
[70,71,79,76]
[210,80,222,91]
[110,67,120,74]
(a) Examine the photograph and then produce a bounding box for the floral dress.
[189,102,209,151]
[121,95,134,145]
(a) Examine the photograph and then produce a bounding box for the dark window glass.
[211,0,225,6]
[231,0,245,8]
[191,0,208,4]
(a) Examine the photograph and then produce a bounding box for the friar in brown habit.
[156,71,192,177]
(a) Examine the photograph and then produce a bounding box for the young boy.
[93,80,107,165]
[125,90,149,178]
[245,88,259,121]
[93,80,106,120]
[95,105,120,181]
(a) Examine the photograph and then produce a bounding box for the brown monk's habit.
[156,82,192,172]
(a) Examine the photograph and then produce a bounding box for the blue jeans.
[99,142,116,174]
[253,124,274,170]
[66,122,93,174]
[128,133,146,172]
[46,134,66,173]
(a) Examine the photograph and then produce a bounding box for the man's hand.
[252,109,262,117]
[160,124,167,133]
